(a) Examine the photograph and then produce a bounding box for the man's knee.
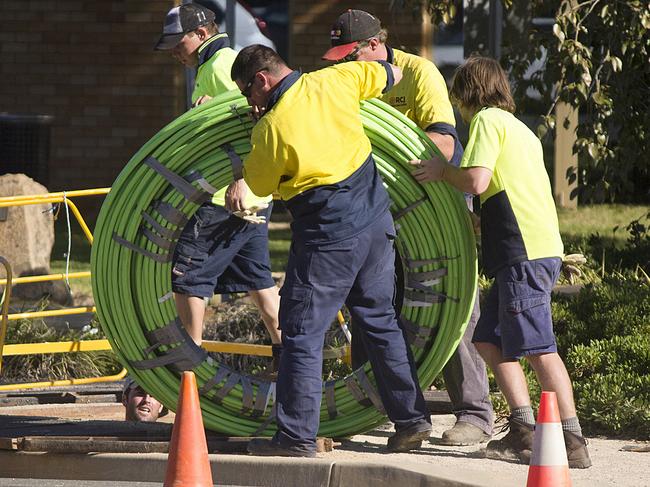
[524,351,562,369]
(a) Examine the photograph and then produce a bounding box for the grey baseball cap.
[154,3,216,51]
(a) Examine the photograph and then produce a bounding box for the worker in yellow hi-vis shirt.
[230,44,431,458]
[154,4,281,369]
[322,9,494,447]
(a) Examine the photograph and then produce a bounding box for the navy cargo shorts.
[171,202,275,297]
[473,257,561,359]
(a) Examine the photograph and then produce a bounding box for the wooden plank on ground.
[0,435,334,454]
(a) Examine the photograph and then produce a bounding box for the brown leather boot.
[563,430,592,468]
[519,429,593,469]
[485,417,534,463]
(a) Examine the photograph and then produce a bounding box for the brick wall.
[0,1,183,203]
[289,1,431,72]
[0,1,432,220]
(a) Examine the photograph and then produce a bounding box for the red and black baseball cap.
[322,9,382,61]
[154,3,216,51]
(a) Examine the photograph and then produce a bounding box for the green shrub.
[553,273,650,348]
[486,273,650,438]
[556,275,649,437]
[573,370,650,438]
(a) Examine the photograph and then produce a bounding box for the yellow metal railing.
[0,188,120,390]
[0,187,351,391]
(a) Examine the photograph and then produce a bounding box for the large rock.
[0,173,71,305]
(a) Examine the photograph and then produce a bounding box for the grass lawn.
[557,204,649,245]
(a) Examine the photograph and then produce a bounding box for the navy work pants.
[274,211,430,451]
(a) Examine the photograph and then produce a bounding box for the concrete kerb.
[0,451,522,487]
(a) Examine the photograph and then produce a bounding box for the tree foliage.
[397,0,650,203]
[506,0,650,203]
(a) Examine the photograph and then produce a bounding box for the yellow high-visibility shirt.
[192,34,238,103]
[244,61,391,200]
[380,48,456,130]
[461,107,564,275]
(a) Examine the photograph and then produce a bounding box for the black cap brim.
[154,32,185,51]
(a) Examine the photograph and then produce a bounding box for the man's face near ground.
[171,32,202,67]
[124,387,163,422]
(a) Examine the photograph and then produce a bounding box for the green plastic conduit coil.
[91,90,477,437]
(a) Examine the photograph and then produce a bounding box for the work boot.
[518,429,593,469]
[485,417,534,463]
[440,420,491,446]
[247,438,316,458]
[563,430,592,468]
[387,421,432,452]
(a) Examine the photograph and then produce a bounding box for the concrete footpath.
[1,401,648,486]
[0,450,520,487]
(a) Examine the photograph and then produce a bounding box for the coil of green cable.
[91,90,477,437]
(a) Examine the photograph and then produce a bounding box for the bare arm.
[409,158,492,195]
[425,131,455,162]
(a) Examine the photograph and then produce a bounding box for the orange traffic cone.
[164,371,213,487]
[526,391,571,487]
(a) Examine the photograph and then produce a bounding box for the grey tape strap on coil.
[403,288,448,306]
[141,211,183,241]
[185,170,218,195]
[111,232,172,263]
[199,366,231,396]
[325,380,338,419]
[345,374,372,407]
[407,267,448,289]
[143,318,187,354]
[401,245,454,269]
[212,372,241,405]
[141,227,175,252]
[240,376,255,412]
[158,291,174,303]
[144,156,212,204]
[392,196,428,221]
[354,369,386,415]
[152,201,188,227]
[131,343,207,372]
[252,381,274,417]
[221,144,244,180]
[400,316,435,348]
